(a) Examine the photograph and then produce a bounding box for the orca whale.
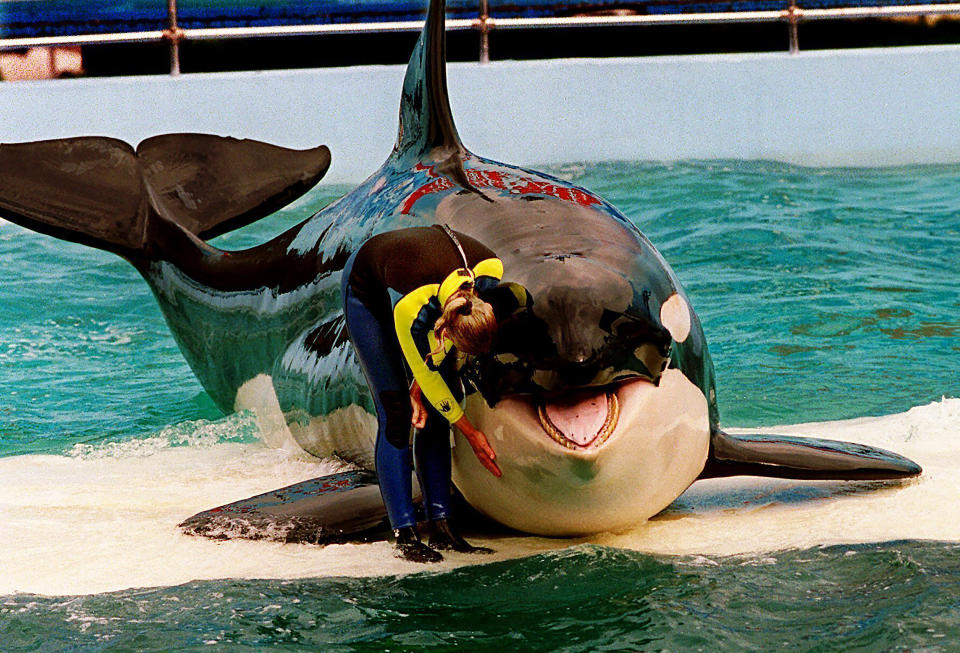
[0,0,920,542]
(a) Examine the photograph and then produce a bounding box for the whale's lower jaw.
[452,369,711,536]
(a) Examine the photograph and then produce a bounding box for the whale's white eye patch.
[660,293,691,343]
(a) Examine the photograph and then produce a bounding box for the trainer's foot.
[429,518,494,554]
[394,527,443,563]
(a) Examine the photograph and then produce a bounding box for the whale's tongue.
[538,389,616,448]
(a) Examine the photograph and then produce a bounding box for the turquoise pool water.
[1,160,958,649]
[5,542,960,650]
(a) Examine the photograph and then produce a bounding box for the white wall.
[3,44,960,184]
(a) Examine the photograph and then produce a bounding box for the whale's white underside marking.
[235,373,376,468]
[452,369,711,536]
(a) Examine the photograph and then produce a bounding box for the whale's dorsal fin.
[395,0,463,159]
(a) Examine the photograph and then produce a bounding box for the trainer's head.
[435,275,497,356]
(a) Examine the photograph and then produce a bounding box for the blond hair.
[431,289,497,359]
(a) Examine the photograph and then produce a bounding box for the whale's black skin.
[0,0,920,541]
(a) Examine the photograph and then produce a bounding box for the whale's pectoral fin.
[179,470,391,544]
[0,134,330,258]
[699,430,922,480]
[137,134,330,241]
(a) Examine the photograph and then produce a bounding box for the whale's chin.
[452,369,711,536]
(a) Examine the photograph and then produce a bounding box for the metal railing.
[2,1,960,74]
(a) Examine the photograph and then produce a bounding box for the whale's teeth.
[537,391,619,450]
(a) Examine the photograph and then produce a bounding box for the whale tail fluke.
[700,430,922,480]
[138,134,330,242]
[0,134,330,262]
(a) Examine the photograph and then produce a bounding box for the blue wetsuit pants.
[341,269,456,530]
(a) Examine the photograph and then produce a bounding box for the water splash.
[67,411,263,460]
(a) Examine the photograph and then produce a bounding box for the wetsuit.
[341,225,504,530]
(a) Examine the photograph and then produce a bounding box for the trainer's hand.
[409,380,427,429]
[454,416,501,478]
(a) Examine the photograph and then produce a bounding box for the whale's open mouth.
[536,389,620,450]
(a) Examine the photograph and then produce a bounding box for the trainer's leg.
[415,400,494,555]
[414,406,453,522]
[342,287,415,530]
[341,269,442,563]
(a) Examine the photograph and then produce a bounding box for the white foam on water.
[1,398,958,596]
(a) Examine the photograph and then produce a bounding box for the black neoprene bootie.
[394,526,444,563]
[429,518,494,554]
